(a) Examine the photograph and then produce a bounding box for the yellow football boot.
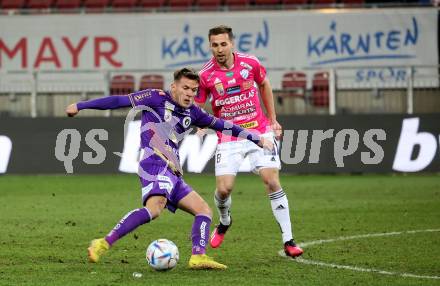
[188,254,227,270]
[87,238,109,263]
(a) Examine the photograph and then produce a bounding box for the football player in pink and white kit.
[196,25,303,258]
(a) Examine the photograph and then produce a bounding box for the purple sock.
[105,208,152,246]
[191,214,211,255]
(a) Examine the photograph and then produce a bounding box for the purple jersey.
[77,89,261,177]
[127,89,260,176]
[128,89,219,174]
[77,89,261,176]
[76,89,263,211]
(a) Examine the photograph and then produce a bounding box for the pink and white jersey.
[196,52,271,143]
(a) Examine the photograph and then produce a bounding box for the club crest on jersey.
[243,80,253,90]
[240,69,249,80]
[214,78,225,96]
[182,116,192,128]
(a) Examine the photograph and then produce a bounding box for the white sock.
[269,189,293,243]
[214,192,231,226]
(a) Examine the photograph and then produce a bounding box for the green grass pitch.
[1,174,439,286]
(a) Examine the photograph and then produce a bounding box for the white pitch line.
[298,228,440,248]
[294,257,440,280]
[280,228,440,280]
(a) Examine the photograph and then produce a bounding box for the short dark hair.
[208,25,234,41]
[173,67,199,82]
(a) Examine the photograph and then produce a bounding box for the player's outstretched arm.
[192,105,274,150]
[213,118,273,151]
[65,95,132,117]
[66,103,79,117]
[196,115,273,151]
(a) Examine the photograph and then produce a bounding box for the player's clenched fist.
[66,103,79,117]
[271,120,283,140]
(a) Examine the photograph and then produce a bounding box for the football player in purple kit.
[65,68,273,270]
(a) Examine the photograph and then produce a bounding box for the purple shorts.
[138,162,192,213]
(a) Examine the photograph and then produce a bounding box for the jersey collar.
[212,52,237,71]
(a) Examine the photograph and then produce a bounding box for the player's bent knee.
[216,187,232,197]
[145,196,167,219]
[263,178,282,193]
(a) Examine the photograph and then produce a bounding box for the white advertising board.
[0,9,437,88]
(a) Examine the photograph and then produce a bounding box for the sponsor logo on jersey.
[214,92,254,106]
[165,101,175,111]
[159,182,172,193]
[133,91,151,102]
[227,78,236,85]
[164,109,172,122]
[158,175,172,184]
[222,108,257,120]
[158,175,173,194]
[226,71,234,77]
[226,85,241,95]
[239,121,258,129]
[240,61,252,70]
[240,69,249,79]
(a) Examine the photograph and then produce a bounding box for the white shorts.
[214,132,281,176]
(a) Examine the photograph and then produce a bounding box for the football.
[146,239,179,271]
